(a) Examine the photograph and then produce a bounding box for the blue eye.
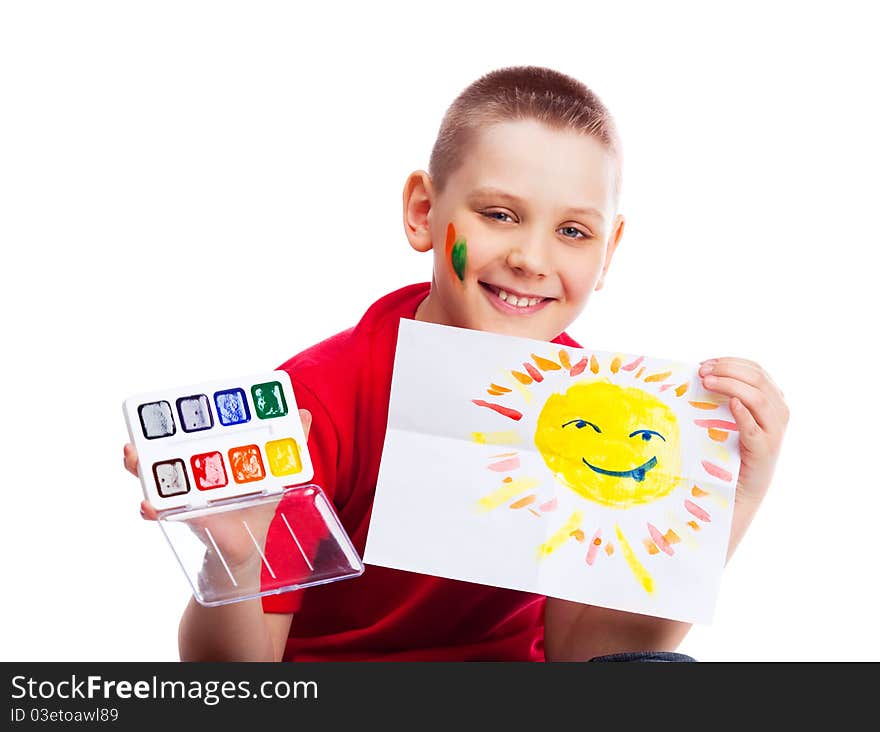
[562,419,601,433]
[629,429,666,442]
[559,226,589,240]
[482,211,515,223]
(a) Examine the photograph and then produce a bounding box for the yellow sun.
[534,381,682,508]
[470,349,739,595]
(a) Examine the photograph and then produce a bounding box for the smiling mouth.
[582,456,658,483]
[479,282,555,314]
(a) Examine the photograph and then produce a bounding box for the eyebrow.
[468,186,606,224]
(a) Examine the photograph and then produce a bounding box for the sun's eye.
[629,429,666,442]
[562,419,601,433]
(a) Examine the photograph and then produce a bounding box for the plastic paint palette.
[123,371,313,512]
[122,371,363,606]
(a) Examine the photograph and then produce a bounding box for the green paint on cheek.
[451,238,467,282]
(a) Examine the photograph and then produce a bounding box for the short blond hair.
[429,66,622,203]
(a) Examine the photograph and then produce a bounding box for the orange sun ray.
[532,353,561,371]
[511,370,533,385]
[689,401,720,410]
[509,494,537,509]
[645,370,672,383]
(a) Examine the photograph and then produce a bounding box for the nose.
[505,234,549,278]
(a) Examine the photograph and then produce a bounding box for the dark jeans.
[589,651,696,662]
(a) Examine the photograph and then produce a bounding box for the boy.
[123,66,788,661]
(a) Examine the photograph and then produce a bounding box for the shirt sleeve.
[261,376,340,614]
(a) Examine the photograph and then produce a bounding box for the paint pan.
[123,371,363,606]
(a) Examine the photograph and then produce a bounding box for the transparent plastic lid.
[157,483,363,606]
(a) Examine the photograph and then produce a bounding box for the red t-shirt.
[261,282,582,661]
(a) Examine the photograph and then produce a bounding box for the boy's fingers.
[700,375,779,434]
[123,443,140,477]
[700,359,785,411]
[729,396,762,448]
[702,357,785,399]
[140,500,159,521]
[299,408,313,440]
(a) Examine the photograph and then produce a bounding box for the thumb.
[299,408,313,441]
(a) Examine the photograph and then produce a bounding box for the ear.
[594,214,625,291]
[402,170,435,253]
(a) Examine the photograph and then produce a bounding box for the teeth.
[494,287,544,308]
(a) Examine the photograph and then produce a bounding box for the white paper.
[364,319,741,624]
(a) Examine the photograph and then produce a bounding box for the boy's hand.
[122,409,314,573]
[698,358,788,508]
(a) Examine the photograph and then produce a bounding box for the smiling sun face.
[470,348,739,595]
[534,381,682,508]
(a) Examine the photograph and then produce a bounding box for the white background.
[1,1,877,661]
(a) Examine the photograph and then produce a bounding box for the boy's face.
[406,118,624,341]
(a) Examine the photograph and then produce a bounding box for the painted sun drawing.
[470,349,739,596]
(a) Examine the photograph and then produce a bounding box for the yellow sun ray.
[476,477,541,512]
[665,512,698,549]
[610,356,621,373]
[537,511,583,558]
[510,379,533,404]
[708,442,733,463]
[674,382,689,397]
[616,524,655,594]
[589,354,600,374]
[691,484,729,510]
[558,350,571,369]
[472,430,521,445]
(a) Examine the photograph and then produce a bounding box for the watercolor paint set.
[123,371,363,606]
